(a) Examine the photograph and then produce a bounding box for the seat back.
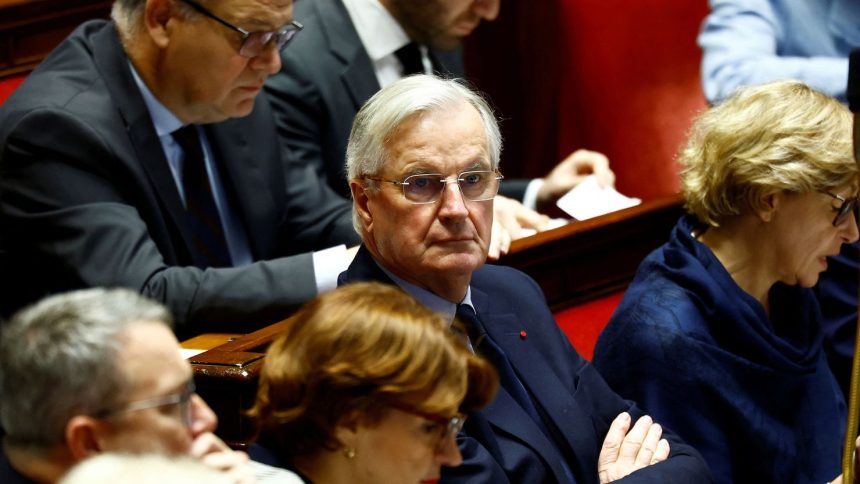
[465,0,709,200]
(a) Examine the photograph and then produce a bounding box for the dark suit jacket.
[339,246,712,483]
[815,240,859,402]
[265,0,530,201]
[0,450,33,484]
[0,20,359,335]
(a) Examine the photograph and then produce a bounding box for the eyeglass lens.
[836,196,859,226]
[403,171,499,203]
[238,23,302,57]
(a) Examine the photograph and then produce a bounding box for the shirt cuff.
[312,245,349,294]
[521,178,544,211]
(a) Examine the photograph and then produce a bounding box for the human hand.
[488,195,550,260]
[537,149,614,212]
[597,412,670,483]
[190,432,255,484]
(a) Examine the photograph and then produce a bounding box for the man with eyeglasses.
[264,0,617,260]
[337,74,712,483]
[0,288,301,483]
[0,0,359,335]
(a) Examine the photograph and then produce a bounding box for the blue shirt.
[129,64,253,266]
[699,0,860,104]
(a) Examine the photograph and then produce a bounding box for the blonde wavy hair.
[247,282,498,457]
[679,80,857,227]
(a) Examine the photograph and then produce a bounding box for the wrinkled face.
[350,409,462,484]
[384,0,500,50]
[770,186,859,287]
[354,103,494,291]
[97,322,217,455]
[159,0,293,123]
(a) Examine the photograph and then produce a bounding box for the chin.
[227,103,255,119]
[435,256,484,275]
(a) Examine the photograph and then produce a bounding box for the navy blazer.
[816,240,859,402]
[0,450,33,484]
[339,246,712,483]
[265,0,530,201]
[0,20,358,334]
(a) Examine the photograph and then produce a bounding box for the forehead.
[210,0,293,30]
[385,103,490,174]
[117,322,191,396]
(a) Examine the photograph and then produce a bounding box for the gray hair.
[0,288,173,448]
[346,74,502,235]
[111,0,199,41]
[111,0,147,39]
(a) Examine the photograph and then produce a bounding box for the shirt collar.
[375,260,474,325]
[128,61,185,136]
[341,0,412,62]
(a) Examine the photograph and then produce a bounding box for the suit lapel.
[339,251,578,481]
[471,285,600,476]
[430,46,466,78]
[90,24,199,261]
[317,0,381,109]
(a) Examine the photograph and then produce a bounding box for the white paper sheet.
[555,175,641,220]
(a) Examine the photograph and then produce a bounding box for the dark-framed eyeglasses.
[364,169,503,204]
[178,0,303,58]
[94,380,196,427]
[389,403,466,452]
[823,191,859,227]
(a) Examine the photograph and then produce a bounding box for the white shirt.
[341,0,433,87]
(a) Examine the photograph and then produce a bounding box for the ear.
[350,179,374,232]
[754,191,780,223]
[333,411,361,448]
[143,0,177,49]
[65,416,104,461]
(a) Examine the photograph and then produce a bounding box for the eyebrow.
[399,159,492,177]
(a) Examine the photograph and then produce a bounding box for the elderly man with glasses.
[265,0,617,260]
[338,74,712,483]
[0,288,301,483]
[0,0,359,335]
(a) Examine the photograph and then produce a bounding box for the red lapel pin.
[519,330,527,339]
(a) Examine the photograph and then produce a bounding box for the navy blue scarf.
[593,215,846,483]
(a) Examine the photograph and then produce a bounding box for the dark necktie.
[172,125,232,268]
[455,304,577,483]
[455,304,549,431]
[394,42,426,76]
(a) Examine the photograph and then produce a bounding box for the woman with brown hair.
[248,282,497,484]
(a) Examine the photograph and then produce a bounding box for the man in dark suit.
[266,0,615,258]
[0,0,360,335]
[338,75,711,482]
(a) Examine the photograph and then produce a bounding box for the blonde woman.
[593,80,858,483]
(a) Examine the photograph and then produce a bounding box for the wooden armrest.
[502,193,683,311]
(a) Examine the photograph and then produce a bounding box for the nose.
[188,394,218,438]
[472,0,500,21]
[438,178,469,220]
[840,213,860,244]
[435,433,463,467]
[250,42,282,75]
